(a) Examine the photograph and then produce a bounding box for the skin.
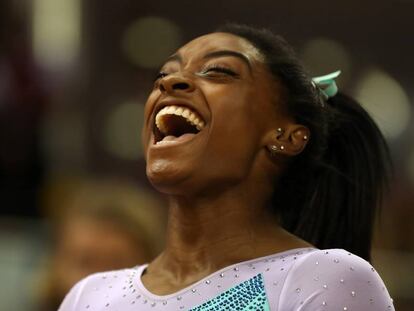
[141,32,311,295]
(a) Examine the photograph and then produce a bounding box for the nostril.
[173,82,189,90]
[159,78,193,93]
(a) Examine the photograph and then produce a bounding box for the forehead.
[176,32,264,63]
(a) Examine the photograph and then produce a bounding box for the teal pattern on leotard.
[189,273,270,311]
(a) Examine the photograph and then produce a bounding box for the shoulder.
[58,266,143,311]
[289,248,378,278]
[278,249,394,310]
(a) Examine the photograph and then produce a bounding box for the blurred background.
[0,0,413,310]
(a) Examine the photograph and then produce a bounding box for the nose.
[159,74,195,94]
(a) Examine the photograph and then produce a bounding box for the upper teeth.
[155,105,205,134]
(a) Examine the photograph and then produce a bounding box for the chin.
[146,160,243,200]
[147,159,221,198]
[146,158,192,195]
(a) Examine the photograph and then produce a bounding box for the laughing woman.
[59,24,394,310]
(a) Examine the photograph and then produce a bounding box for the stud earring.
[269,145,285,156]
[269,145,278,156]
[303,135,308,141]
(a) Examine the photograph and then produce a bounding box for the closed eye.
[201,65,239,77]
[154,71,169,81]
[154,65,238,84]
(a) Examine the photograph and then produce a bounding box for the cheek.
[205,83,264,138]
[201,85,263,168]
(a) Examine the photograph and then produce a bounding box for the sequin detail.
[189,274,270,311]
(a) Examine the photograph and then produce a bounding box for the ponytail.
[280,93,391,261]
[217,23,392,261]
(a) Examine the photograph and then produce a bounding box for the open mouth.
[153,105,205,145]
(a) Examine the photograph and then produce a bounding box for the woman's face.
[142,32,286,195]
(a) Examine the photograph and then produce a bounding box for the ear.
[264,124,310,157]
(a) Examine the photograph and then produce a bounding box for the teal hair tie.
[312,70,341,100]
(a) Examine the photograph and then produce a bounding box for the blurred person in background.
[59,24,394,310]
[36,177,165,311]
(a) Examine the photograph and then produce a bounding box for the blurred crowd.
[1,0,413,310]
[1,175,166,311]
[36,177,166,310]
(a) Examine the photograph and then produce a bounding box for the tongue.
[163,135,179,142]
[160,133,196,143]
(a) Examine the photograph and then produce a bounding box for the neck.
[149,184,310,281]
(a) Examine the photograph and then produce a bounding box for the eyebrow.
[202,50,252,71]
[164,53,182,64]
[163,50,252,71]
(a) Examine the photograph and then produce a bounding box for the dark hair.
[216,24,391,261]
